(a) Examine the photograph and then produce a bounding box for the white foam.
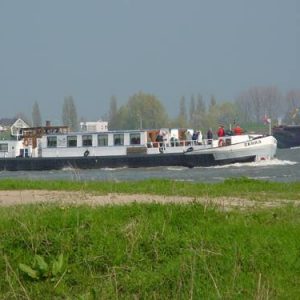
[100,167,128,171]
[200,158,297,169]
[174,179,194,182]
[167,167,185,171]
[61,167,77,171]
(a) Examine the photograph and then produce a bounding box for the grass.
[0,177,300,200]
[1,203,300,299]
[1,178,300,299]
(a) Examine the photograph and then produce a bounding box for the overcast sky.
[1,0,299,122]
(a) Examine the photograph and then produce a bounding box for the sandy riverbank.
[0,190,298,209]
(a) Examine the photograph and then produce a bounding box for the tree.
[196,94,206,114]
[235,92,253,123]
[108,95,118,130]
[62,96,78,131]
[217,102,238,126]
[206,95,219,128]
[284,90,300,124]
[115,92,169,129]
[261,86,282,120]
[177,96,187,128]
[191,94,207,129]
[32,101,42,127]
[189,94,195,125]
[236,86,282,123]
[209,95,217,112]
[286,90,300,111]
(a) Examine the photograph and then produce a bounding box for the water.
[0,148,299,183]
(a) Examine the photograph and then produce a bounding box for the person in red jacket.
[233,124,243,135]
[217,125,225,137]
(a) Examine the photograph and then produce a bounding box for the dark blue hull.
[0,153,256,171]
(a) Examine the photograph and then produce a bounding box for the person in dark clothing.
[192,132,198,141]
[207,128,213,145]
[156,134,163,147]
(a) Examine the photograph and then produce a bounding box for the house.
[0,118,30,137]
[80,120,108,132]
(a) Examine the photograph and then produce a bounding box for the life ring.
[84,150,90,157]
[186,147,194,153]
[218,139,225,147]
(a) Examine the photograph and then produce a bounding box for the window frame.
[67,136,77,148]
[130,133,141,145]
[82,134,93,147]
[97,134,108,146]
[113,133,124,146]
[0,143,8,152]
[47,136,57,148]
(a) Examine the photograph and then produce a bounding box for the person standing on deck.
[207,128,213,145]
[217,125,225,137]
[233,124,243,135]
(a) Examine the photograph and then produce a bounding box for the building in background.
[0,118,30,138]
[80,120,108,132]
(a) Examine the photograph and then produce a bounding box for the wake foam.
[167,167,186,171]
[201,158,297,169]
[100,167,128,171]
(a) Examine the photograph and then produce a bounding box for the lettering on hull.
[244,140,262,147]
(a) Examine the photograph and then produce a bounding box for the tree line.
[26,86,300,133]
[108,87,300,132]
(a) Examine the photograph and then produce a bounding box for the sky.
[1,0,300,123]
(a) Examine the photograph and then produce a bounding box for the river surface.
[0,148,299,183]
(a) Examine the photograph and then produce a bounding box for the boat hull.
[0,134,277,171]
[272,125,300,149]
[0,152,257,171]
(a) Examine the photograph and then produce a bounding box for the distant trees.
[25,86,300,134]
[286,90,300,111]
[284,90,300,124]
[235,86,282,124]
[32,101,42,127]
[62,96,78,131]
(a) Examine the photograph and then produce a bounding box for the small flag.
[263,114,271,124]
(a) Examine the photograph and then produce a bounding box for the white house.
[0,118,30,136]
[80,120,108,132]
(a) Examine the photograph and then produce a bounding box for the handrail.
[147,139,210,148]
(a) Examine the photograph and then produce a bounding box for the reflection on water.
[0,149,299,183]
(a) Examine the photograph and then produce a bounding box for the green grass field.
[1,178,300,299]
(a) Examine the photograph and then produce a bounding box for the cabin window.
[130,133,141,145]
[98,134,108,146]
[114,134,124,146]
[0,143,8,151]
[47,136,57,148]
[67,136,77,147]
[82,135,93,146]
